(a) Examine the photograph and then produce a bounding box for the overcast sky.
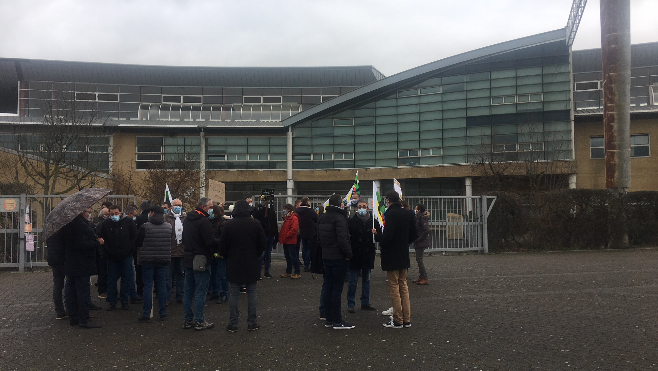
[0,0,656,77]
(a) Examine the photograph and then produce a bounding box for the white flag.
[164,184,173,203]
[393,178,403,200]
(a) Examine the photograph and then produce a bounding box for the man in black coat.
[181,197,218,331]
[218,200,266,332]
[380,190,418,329]
[296,197,318,272]
[317,194,353,330]
[252,198,279,278]
[133,200,152,298]
[63,208,104,328]
[100,205,139,311]
[47,230,67,320]
[346,200,381,313]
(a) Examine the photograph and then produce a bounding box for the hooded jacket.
[380,202,418,271]
[182,207,218,268]
[99,215,138,261]
[414,211,431,249]
[218,200,267,284]
[279,212,299,245]
[316,205,352,260]
[136,212,172,266]
[296,204,318,240]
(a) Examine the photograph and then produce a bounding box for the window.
[334,153,354,160]
[631,134,650,157]
[651,86,658,105]
[420,86,442,95]
[163,95,202,104]
[575,81,601,91]
[244,96,282,104]
[398,149,420,158]
[590,136,604,159]
[75,92,119,102]
[333,118,354,126]
[398,88,419,97]
[162,95,182,104]
[491,95,516,105]
[422,148,442,156]
[135,136,200,169]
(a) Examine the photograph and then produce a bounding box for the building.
[0,28,656,200]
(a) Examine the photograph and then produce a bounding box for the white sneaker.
[382,307,393,316]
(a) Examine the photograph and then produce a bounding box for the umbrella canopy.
[42,188,111,240]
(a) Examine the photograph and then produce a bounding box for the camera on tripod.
[260,188,275,203]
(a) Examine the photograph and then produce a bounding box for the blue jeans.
[107,256,137,306]
[283,243,300,275]
[229,281,258,327]
[301,238,314,269]
[183,267,210,323]
[142,263,168,318]
[209,258,229,298]
[347,268,371,308]
[167,257,184,301]
[259,236,276,275]
[322,259,349,324]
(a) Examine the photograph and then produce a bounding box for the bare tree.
[138,153,201,209]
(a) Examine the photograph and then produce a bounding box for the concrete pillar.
[465,177,473,216]
[286,127,294,205]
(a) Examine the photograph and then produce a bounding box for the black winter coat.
[135,210,149,229]
[414,212,431,249]
[182,208,218,268]
[347,213,381,270]
[136,213,172,266]
[296,204,318,240]
[46,230,65,266]
[316,206,351,260]
[218,201,266,284]
[380,203,418,271]
[252,203,279,238]
[63,215,100,277]
[100,216,137,261]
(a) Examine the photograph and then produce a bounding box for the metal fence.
[247,194,496,253]
[0,194,137,272]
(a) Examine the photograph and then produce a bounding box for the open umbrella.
[42,188,111,240]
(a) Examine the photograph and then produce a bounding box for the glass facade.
[205,136,287,170]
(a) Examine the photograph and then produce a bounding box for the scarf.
[173,212,183,244]
[356,210,370,223]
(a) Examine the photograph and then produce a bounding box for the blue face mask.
[110,215,120,222]
[173,206,182,214]
[357,209,368,216]
[207,208,214,218]
[132,216,136,221]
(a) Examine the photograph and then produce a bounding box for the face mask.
[414,209,418,214]
[173,206,182,214]
[357,209,368,216]
[315,207,319,212]
[249,203,253,207]
[209,214,215,220]
[133,216,137,221]
[207,208,214,217]
[110,215,120,222]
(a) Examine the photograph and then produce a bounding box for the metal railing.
[0,194,137,272]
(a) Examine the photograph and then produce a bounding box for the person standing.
[412,204,430,285]
[63,208,103,328]
[164,199,186,304]
[135,205,172,322]
[182,197,218,331]
[95,207,109,299]
[209,205,229,303]
[47,230,67,320]
[380,191,418,329]
[296,197,318,272]
[279,204,300,279]
[100,205,139,311]
[252,197,279,279]
[218,200,266,332]
[134,200,152,299]
[346,201,380,313]
[317,194,353,330]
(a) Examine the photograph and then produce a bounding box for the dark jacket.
[182,208,218,268]
[135,210,149,229]
[316,205,352,260]
[99,216,137,261]
[279,213,299,245]
[46,230,65,266]
[380,203,418,271]
[136,213,172,266]
[414,211,431,249]
[63,215,100,277]
[252,203,279,238]
[164,211,187,257]
[218,201,267,284]
[296,204,318,240]
[347,212,381,270]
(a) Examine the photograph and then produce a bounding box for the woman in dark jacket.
[413,204,431,285]
[218,200,266,331]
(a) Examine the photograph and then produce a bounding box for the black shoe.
[122,302,130,310]
[195,321,214,331]
[106,304,116,311]
[226,324,238,332]
[56,312,68,320]
[217,296,228,304]
[79,321,102,329]
[159,315,168,321]
[130,296,143,304]
[137,316,151,323]
[264,272,273,278]
[247,323,260,331]
[208,295,220,301]
[403,322,411,328]
[183,320,194,329]
[89,303,102,311]
[361,304,377,311]
[348,306,356,313]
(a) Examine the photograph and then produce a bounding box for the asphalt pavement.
[2,249,658,370]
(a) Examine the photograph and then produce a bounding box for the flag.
[393,178,403,200]
[164,184,173,203]
[344,171,360,207]
[372,181,385,230]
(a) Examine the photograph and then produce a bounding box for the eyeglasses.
[357,205,368,209]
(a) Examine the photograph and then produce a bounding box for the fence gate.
[249,194,496,253]
[0,194,137,272]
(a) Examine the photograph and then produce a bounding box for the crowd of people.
[47,190,432,331]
